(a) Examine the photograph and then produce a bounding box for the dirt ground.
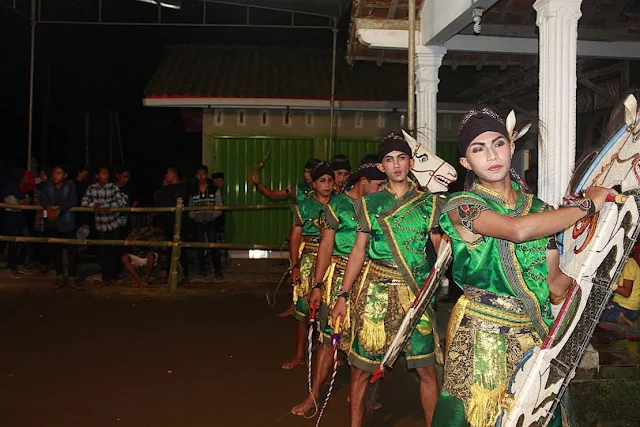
[0,290,430,427]
[1,256,639,427]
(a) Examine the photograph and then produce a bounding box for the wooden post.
[168,197,183,293]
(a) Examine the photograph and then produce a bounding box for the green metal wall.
[209,137,465,246]
[333,139,380,164]
[209,136,314,246]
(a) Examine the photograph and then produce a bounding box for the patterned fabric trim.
[353,197,372,233]
[291,205,304,227]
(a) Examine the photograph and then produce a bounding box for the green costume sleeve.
[291,205,304,227]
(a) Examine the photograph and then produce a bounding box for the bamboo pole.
[0,203,291,213]
[0,235,283,251]
[167,197,183,293]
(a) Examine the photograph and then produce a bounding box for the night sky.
[0,3,350,200]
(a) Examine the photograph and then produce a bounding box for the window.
[237,110,246,127]
[283,110,292,127]
[355,112,364,129]
[305,111,314,127]
[260,110,270,127]
[214,109,224,126]
[377,113,386,129]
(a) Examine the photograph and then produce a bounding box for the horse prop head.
[401,130,457,193]
[571,94,640,193]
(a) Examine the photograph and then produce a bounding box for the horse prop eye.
[417,154,429,163]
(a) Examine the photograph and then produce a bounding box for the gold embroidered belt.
[463,286,532,327]
[368,259,405,283]
[332,255,349,270]
[301,236,321,255]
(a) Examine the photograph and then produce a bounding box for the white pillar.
[534,0,582,206]
[415,45,447,154]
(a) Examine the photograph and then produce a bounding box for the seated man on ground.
[601,252,640,326]
[121,219,165,287]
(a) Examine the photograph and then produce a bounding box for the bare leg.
[121,254,142,286]
[291,344,334,415]
[416,365,439,427]
[143,253,155,285]
[279,303,295,317]
[349,366,371,427]
[282,319,306,370]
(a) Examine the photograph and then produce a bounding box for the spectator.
[33,167,53,273]
[2,169,32,278]
[81,166,127,286]
[153,166,190,280]
[601,255,640,326]
[41,165,81,289]
[121,219,166,287]
[189,165,222,278]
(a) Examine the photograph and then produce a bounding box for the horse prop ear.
[506,110,517,141]
[401,129,419,154]
[624,94,638,128]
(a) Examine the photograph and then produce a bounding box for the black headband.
[458,108,508,155]
[378,133,412,162]
[305,158,322,170]
[330,155,351,172]
[348,162,386,186]
[311,162,334,181]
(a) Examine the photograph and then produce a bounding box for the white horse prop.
[500,94,640,427]
[402,129,458,193]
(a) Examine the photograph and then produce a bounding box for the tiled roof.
[144,45,410,102]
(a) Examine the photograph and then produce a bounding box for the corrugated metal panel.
[210,136,314,245]
[333,139,380,165]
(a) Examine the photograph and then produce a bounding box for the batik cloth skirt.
[292,237,320,322]
[347,259,435,372]
[317,255,364,352]
[432,286,565,427]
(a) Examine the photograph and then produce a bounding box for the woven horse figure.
[401,130,458,193]
[500,94,640,427]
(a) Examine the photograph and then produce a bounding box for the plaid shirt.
[81,182,128,232]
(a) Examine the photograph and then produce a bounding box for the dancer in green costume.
[331,133,441,427]
[282,162,335,370]
[431,108,615,427]
[290,155,385,416]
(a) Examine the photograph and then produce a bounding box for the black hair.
[196,164,209,173]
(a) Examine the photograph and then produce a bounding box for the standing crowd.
[2,164,227,289]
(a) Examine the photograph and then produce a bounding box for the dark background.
[0,3,351,203]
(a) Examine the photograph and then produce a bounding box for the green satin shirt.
[294,183,312,204]
[322,192,358,257]
[354,183,441,294]
[292,194,327,237]
[439,181,555,335]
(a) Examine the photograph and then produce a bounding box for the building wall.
[202,108,462,164]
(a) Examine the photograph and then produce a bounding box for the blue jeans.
[601,302,639,323]
[5,222,28,271]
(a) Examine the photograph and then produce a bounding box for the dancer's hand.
[585,185,617,213]
[309,288,322,308]
[331,298,346,328]
[290,267,300,285]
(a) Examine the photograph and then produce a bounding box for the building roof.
[144,44,413,106]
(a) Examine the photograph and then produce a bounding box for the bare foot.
[282,356,304,370]
[279,305,294,317]
[620,313,635,327]
[291,395,317,416]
